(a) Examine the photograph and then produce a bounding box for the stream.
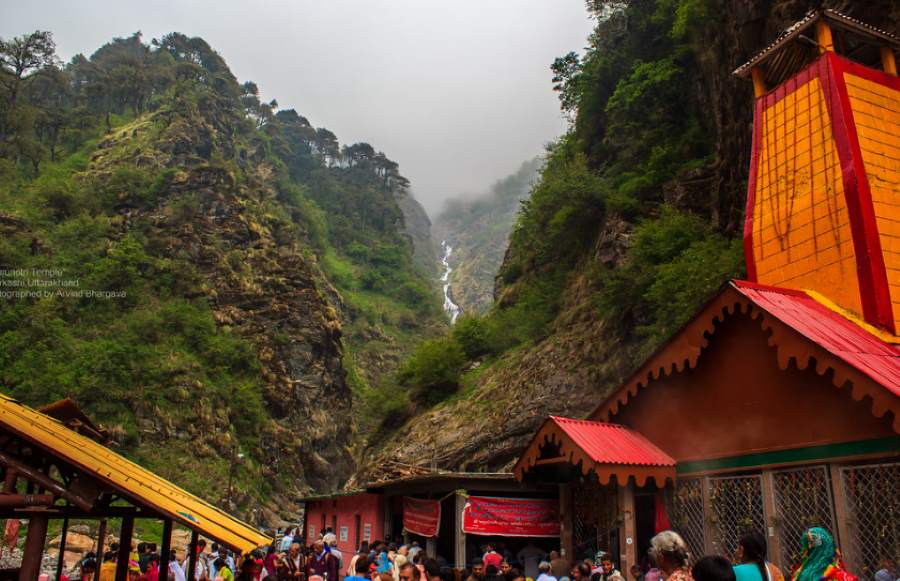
[440,240,461,324]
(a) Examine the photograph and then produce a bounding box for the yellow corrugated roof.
[0,393,270,553]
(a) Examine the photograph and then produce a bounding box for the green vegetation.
[392,0,745,412]
[500,0,745,358]
[0,29,442,507]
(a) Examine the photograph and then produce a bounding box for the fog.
[1,1,593,217]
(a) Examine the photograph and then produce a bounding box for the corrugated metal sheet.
[0,394,270,553]
[549,416,675,466]
[732,281,900,397]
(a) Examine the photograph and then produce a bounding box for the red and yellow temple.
[515,10,900,579]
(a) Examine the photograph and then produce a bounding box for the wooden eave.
[589,283,900,433]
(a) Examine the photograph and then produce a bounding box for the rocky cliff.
[0,32,444,525]
[432,159,541,315]
[396,191,438,277]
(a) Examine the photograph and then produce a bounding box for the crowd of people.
[59,525,895,581]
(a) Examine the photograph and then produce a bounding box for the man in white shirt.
[207,543,220,580]
[281,529,296,552]
[324,533,343,579]
[168,550,186,581]
[536,561,557,581]
[517,544,547,580]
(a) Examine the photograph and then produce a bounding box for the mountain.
[358,0,900,478]
[396,191,438,277]
[0,31,444,524]
[432,159,541,315]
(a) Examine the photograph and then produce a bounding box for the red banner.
[462,496,560,537]
[403,497,441,537]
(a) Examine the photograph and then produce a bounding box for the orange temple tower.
[734,10,900,333]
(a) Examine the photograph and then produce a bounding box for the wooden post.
[383,497,393,542]
[751,68,767,98]
[114,517,134,581]
[701,477,715,555]
[760,471,783,571]
[454,492,466,569]
[829,464,854,573]
[300,501,308,547]
[618,480,636,573]
[159,519,173,581]
[94,520,107,581]
[186,530,200,581]
[816,20,835,53]
[56,518,70,581]
[881,47,898,76]
[558,484,574,563]
[19,515,49,581]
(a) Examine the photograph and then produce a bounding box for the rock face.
[90,104,354,512]
[156,168,353,493]
[432,159,540,315]
[358,274,628,477]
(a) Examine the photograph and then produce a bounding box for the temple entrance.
[572,479,618,562]
[634,493,656,566]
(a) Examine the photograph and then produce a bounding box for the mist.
[0,1,593,217]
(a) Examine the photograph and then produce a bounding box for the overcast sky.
[1,1,593,217]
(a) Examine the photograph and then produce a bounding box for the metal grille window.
[772,466,836,570]
[573,480,617,562]
[708,475,766,560]
[840,463,900,581]
[669,478,706,563]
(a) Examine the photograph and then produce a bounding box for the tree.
[313,128,340,166]
[342,142,375,168]
[0,31,58,110]
[27,65,74,161]
[89,32,172,116]
[551,51,582,116]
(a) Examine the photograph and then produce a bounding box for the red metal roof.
[548,416,675,466]
[732,281,900,397]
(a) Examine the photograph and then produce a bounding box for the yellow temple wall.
[845,73,900,330]
[751,76,863,316]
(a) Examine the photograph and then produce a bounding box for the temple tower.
[734,10,900,333]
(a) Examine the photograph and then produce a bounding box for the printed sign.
[403,497,441,538]
[340,526,349,542]
[462,496,560,537]
[363,523,372,541]
[308,525,316,539]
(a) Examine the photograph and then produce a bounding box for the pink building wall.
[305,493,385,555]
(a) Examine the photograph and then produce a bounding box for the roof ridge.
[802,289,900,346]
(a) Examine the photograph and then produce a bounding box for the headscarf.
[791,528,856,581]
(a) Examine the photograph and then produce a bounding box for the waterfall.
[440,240,461,324]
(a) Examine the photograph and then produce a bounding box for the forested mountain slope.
[432,159,540,315]
[0,31,443,523]
[358,0,900,477]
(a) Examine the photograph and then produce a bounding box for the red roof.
[549,416,675,466]
[514,416,676,485]
[732,281,900,397]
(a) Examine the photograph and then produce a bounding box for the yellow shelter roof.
[0,393,270,554]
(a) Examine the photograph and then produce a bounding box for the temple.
[734,9,900,333]
[513,9,900,579]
